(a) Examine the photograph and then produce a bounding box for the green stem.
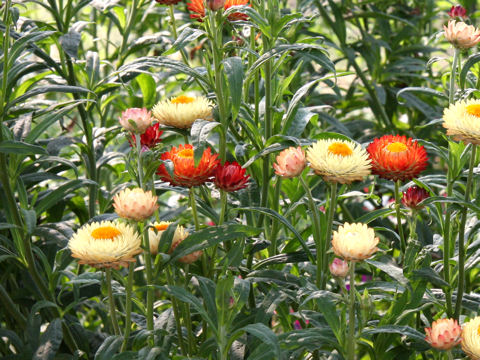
[135,133,144,188]
[118,0,140,66]
[166,266,188,355]
[0,284,26,329]
[189,187,200,231]
[299,176,321,271]
[141,224,154,339]
[394,180,406,256]
[347,262,356,360]
[183,302,195,355]
[449,48,460,104]
[268,177,282,256]
[447,350,454,360]
[322,182,338,289]
[121,263,135,351]
[106,268,121,336]
[454,145,477,319]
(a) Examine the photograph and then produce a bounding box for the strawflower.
[148,221,172,255]
[273,146,306,178]
[424,318,461,351]
[119,108,153,134]
[444,20,480,49]
[214,161,250,192]
[332,222,379,262]
[169,226,202,263]
[402,186,429,210]
[152,95,213,129]
[448,5,467,19]
[128,123,163,150]
[306,139,371,184]
[443,99,480,145]
[329,258,349,278]
[113,188,159,221]
[157,144,219,187]
[462,316,480,359]
[187,0,249,21]
[366,135,428,182]
[68,221,142,269]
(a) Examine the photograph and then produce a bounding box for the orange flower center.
[466,104,480,117]
[154,224,169,231]
[328,142,353,157]
[91,226,121,240]
[171,95,195,104]
[177,148,194,158]
[386,142,407,153]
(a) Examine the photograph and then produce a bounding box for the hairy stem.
[106,268,121,336]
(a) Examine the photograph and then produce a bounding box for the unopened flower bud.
[448,5,467,19]
[329,258,349,277]
[208,0,225,11]
[425,318,461,350]
[402,186,429,210]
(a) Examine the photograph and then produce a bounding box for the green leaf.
[190,120,221,167]
[21,208,37,235]
[35,179,98,215]
[230,324,280,359]
[223,57,244,123]
[366,258,407,285]
[59,30,81,58]
[235,206,315,263]
[411,267,449,288]
[169,223,261,263]
[136,73,156,108]
[362,325,427,344]
[356,208,395,224]
[197,276,218,327]
[460,53,480,88]
[33,318,63,360]
[0,140,47,155]
[95,335,123,360]
[163,27,205,56]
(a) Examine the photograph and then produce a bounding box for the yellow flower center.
[328,142,353,157]
[177,148,194,158]
[386,142,407,153]
[171,95,195,104]
[154,224,170,231]
[477,324,480,336]
[91,226,121,240]
[466,104,480,117]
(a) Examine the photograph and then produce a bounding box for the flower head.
[306,139,371,184]
[169,226,202,263]
[366,135,428,182]
[152,95,213,129]
[68,221,142,269]
[448,5,467,19]
[462,316,480,359]
[402,186,429,210]
[424,318,461,351]
[332,223,379,262]
[120,108,153,134]
[208,0,226,11]
[157,144,220,187]
[329,258,349,277]
[148,221,171,255]
[113,188,159,221]
[187,0,249,21]
[444,20,480,49]
[129,123,163,150]
[273,146,306,178]
[443,99,480,145]
[214,161,250,192]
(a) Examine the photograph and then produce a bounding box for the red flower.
[187,0,249,21]
[214,161,250,192]
[129,123,163,150]
[402,186,429,210]
[157,144,219,187]
[155,0,182,4]
[366,135,428,182]
[448,5,467,19]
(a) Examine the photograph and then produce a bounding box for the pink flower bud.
[119,108,153,134]
[444,20,480,50]
[401,186,429,210]
[425,318,461,350]
[208,0,226,11]
[329,258,349,277]
[273,146,306,178]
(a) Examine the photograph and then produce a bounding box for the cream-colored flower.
[148,221,172,255]
[273,146,306,178]
[306,139,371,184]
[425,318,461,350]
[113,188,159,221]
[168,226,202,264]
[331,222,379,262]
[444,20,480,49]
[68,221,142,269]
[119,108,153,134]
[462,316,480,359]
[443,99,480,145]
[152,95,213,129]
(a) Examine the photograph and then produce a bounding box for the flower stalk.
[105,268,121,336]
[322,183,338,288]
[347,262,356,360]
[394,180,406,256]
[121,262,135,351]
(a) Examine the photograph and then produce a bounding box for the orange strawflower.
[157,144,219,187]
[187,0,249,21]
[366,135,428,182]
